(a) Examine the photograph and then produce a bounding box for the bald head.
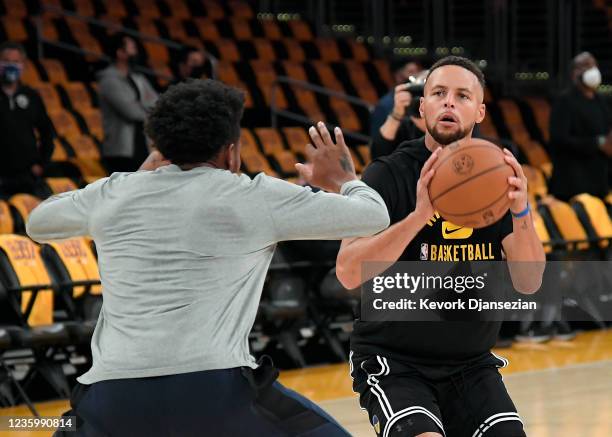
[571,52,597,82]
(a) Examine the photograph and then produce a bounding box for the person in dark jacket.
[369,57,424,138]
[549,51,612,201]
[0,41,54,197]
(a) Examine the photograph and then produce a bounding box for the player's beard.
[426,119,474,145]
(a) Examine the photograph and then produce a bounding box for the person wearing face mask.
[98,33,158,174]
[549,51,612,201]
[172,46,210,84]
[0,41,54,197]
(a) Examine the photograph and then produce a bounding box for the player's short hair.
[106,32,132,59]
[427,56,485,89]
[0,41,26,57]
[145,79,245,165]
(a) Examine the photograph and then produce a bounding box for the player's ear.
[419,96,425,118]
[476,103,486,124]
[227,143,241,173]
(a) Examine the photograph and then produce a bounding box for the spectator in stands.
[370,69,428,159]
[98,33,158,173]
[369,56,424,137]
[0,42,54,197]
[549,51,612,201]
[173,46,210,84]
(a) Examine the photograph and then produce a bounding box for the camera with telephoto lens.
[404,74,427,115]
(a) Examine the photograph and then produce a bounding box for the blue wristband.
[511,202,530,218]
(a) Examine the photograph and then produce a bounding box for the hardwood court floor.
[1,329,611,436]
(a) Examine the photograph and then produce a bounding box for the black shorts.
[350,351,526,437]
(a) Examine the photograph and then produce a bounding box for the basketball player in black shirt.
[336,57,546,437]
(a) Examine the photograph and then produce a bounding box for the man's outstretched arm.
[26,178,105,242]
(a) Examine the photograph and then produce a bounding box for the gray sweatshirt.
[26,165,389,384]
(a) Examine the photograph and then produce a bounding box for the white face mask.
[582,67,602,90]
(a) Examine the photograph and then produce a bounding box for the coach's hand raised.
[296,122,357,193]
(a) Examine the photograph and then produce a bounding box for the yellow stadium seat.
[51,138,69,161]
[134,17,160,37]
[522,165,548,200]
[252,39,276,61]
[350,149,363,174]
[32,83,63,111]
[254,128,286,155]
[202,0,225,20]
[311,61,344,92]
[21,59,42,86]
[163,18,189,40]
[0,201,14,235]
[479,113,499,139]
[283,39,306,62]
[69,158,107,178]
[165,0,190,18]
[45,238,102,298]
[316,39,342,62]
[253,128,299,175]
[531,209,552,254]
[104,0,127,17]
[230,18,252,40]
[228,1,253,18]
[282,127,310,155]
[48,109,82,139]
[372,60,394,89]
[63,82,94,114]
[344,60,379,105]
[80,108,104,141]
[240,129,277,176]
[66,134,101,160]
[40,59,69,84]
[3,0,27,18]
[261,20,282,40]
[133,0,161,18]
[1,16,27,41]
[571,194,612,249]
[0,235,54,326]
[74,0,95,16]
[288,21,313,41]
[524,97,551,143]
[143,42,169,64]
[357,145,371,166]
[45,178,79,195]
[215,39,241,61]
[330,99,361,132]
[193,17,221,40]
[8,194,41,225]
[539,197,589,251]
[348,40,370,62]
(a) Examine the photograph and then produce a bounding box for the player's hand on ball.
[414,147,440,223]
[139,150,172,171]
[503,148,529,213]
[296,122,357,193]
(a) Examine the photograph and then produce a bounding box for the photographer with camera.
[370,71,427,159]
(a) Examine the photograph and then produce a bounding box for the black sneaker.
[553,321,576,341]
[515,324,553,343]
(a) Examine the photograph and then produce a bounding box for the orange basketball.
[428,139,516,229]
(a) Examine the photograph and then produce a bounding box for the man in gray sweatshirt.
[27,79,389,436]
